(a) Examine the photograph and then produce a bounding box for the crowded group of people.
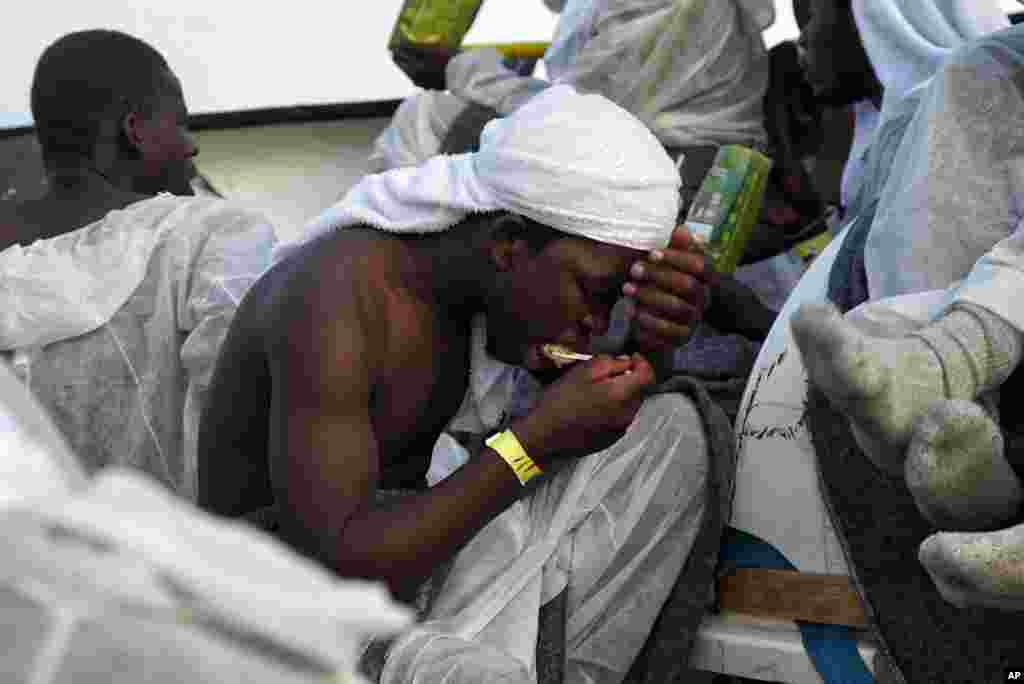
[2,0,1023,681]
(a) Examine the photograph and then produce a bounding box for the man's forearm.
[309,444,533,598]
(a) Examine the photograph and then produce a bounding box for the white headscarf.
[280,85,680,264]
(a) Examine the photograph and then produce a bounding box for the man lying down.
[198,85,714,684]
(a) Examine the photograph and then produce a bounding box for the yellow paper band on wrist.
[485,429,542,486]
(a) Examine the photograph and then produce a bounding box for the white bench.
[692,611,877,683]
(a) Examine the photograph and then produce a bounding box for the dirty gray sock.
[905,399,1023,530]
[792,303,948,475]
[912,304,1022,398]
[919,523,1024,612]
[791,303,1023,476]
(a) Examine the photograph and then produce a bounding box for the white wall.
[0,0,559,128]
[4,0,1021,129]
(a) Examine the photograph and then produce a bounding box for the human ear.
[489,214,532,271]
[121,110,147,154]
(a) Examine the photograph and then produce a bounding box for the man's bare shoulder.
[266,230,413,379]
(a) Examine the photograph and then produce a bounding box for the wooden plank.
[717,568,869,629]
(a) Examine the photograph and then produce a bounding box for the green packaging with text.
[389,0,485,50]
[684,145,773,273]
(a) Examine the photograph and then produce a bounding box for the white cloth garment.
[457,0,774,148]
[854,0,1012,298]
[839,99,881,209]
[540,0,773,148]
[864,25,1024,328]
[0,195,278,501]
[0,360,85,508]
[0,359,412,684]
[839,0,1008,228]
[370,0,773,171]
[368,90,492,174]
[285,85,680,262]
[731,0,1013,575]
[384,318,709,684]
[835,0,1009,234]
[855,0,1008,121]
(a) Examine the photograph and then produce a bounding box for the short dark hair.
[31,30,172,167]
[486,212,564,253]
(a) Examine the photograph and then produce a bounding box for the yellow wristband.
[485,429,542,486]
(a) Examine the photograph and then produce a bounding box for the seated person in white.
[0,30,278,500]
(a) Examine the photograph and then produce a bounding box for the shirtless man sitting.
[199,85,713,683]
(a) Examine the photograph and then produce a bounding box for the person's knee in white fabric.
[598,393,709,509]
[382,633,533,684]
[630,393,707,463]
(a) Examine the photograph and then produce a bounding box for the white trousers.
[381,394,709,684]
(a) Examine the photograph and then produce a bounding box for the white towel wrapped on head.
[281,85,681,263]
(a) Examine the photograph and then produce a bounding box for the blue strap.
[720,527,874,684]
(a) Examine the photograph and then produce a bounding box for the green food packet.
[791,228,835,271]
[684,145,773,273]
[389,0,486,50]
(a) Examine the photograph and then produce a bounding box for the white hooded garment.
[841,0,1010,242]
[0,359,412,684]
[0,195,278,501]
[862,23,1024,331]
[369,0,775,172]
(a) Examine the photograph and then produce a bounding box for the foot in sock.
[791,302,946,476]
[905,399,1023,531]
[919,524,1024,612]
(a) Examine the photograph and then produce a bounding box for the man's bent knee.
[628,393,708,465]
[588,392,709,494]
